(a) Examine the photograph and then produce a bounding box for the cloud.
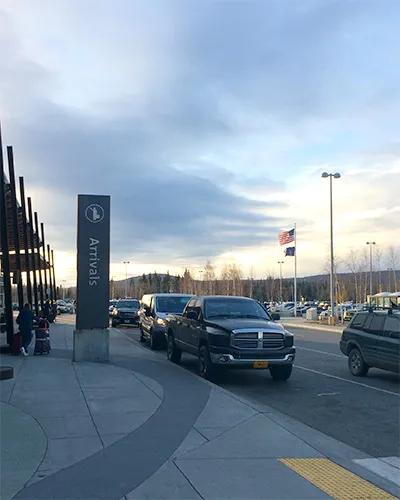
[1,0,400,281]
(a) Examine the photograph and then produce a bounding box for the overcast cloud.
[1,0,399,282]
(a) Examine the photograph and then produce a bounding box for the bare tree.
[229,262,243,296]
[204,260,216,295]
[218,259,243,296]
[346,250,364,304]
[387,246,399,291]
[220,261,230,295]
[248,266,254,299]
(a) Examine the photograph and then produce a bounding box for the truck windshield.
[117,300,140,309]
[205,298,271,320]
[156,296,191,313]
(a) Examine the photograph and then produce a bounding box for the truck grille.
[120,311,136,318]
[232,330,284,350]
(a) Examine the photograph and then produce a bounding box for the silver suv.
[139,294,194,350]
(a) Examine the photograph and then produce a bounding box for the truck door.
[186,299,203,351]
[179,298,197,351]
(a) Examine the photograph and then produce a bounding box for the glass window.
[350,313,367,330]
[141,295,151,308]
[156,296,192,314]
[367,315,385,334]
[193,299,202,320]
[185,298,196,314]
[117,300,140,309]
[383,316,400,336]
[204,298,270,320]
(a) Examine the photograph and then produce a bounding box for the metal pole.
[34,212,44,312]
[369,243,373,296]
[41,223,49,300]
[47,244,53,302]
[294,223,297,317]
[329,175,335,322]
[0,123,14,344]
[367,242,375,296]
[7,146,24,309]
[51,249,56,300]
[27,198,39,316]
[19,177,32,307]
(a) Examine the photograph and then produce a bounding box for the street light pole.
[278,261,284,302]
[123,261,130,298]
[366,242,376,296]
[61,280,66,300]
[322,172,341,324]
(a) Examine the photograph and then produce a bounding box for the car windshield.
[205,298,271,320]
[117,300,140,309]
[156,296,191,313]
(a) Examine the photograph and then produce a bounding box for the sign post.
[73,194,110,362]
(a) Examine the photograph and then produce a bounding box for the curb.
[281,322,344,334]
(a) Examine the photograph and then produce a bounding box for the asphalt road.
[120,323,400,459]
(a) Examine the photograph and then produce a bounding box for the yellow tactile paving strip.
[279,458,398,500]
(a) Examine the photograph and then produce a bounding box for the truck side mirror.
[186,311,198,321]
[271,312,280,321]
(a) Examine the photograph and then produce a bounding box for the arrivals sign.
[76,195,110,330]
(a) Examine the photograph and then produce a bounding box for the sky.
[1,0,399,286]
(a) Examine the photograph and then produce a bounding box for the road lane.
[119,324,400,458]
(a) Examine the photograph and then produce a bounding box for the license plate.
[253,361,268,368]
[124,320,130,324]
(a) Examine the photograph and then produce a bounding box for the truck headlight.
[284,334,294,347]
[156,318,166,326]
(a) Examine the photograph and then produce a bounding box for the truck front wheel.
[269,364,292,381]
[198,346,216,381]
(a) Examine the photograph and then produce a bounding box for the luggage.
[34,329,51,355]
[11,332,22,355]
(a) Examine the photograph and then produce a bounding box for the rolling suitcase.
[34,329,51,355]
[11,332,22,355]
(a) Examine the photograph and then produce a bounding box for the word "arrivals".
[89,238,101,286]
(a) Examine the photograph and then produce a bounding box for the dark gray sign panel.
[76,195,110,330]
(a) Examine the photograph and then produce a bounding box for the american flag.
[278,228,295,246]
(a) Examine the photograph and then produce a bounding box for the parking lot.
[119,322,399,459]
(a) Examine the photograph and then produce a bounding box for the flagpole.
[294,223,297,318]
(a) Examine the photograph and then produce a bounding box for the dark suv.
[340,310,400,376]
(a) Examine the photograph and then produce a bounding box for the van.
[139,293,194,349]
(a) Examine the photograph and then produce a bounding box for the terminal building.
[0,130,57,346]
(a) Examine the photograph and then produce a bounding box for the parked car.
[165,295,295,381]
[343,308,358,322]
[111,299,140,327]
[340,310,400,376]
[56,300,69,314]
[139,293,194,349]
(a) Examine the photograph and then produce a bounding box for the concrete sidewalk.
[1,322,398,500]
[281,317,344,333]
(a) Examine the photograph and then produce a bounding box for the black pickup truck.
[165,295,295,381]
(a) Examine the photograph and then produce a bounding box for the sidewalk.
[280,317,344,333]
[1,321,399,500]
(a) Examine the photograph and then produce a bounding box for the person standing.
[16,303,35,356]
[43,299,50,319]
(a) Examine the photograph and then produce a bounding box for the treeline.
[56,245,399,303]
